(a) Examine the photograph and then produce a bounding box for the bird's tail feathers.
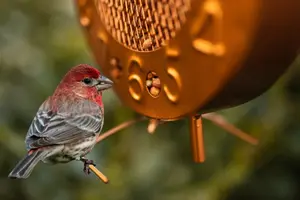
[8,150,48,179]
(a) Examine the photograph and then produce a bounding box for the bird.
[8,64,113,179]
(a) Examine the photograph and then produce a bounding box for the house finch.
[8,64,113,179]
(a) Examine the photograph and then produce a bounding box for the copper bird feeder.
[75,0,300,163]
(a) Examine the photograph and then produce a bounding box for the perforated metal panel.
[95,0,190,51]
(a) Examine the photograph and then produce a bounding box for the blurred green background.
[1,0,300,200]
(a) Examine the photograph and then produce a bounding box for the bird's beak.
[96,75,113,91]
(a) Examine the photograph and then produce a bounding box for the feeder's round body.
[76,0,300,120]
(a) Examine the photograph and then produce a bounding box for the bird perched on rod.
[8,64,113,179]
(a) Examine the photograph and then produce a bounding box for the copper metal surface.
[189,115,205,163]
[76,0,300,120]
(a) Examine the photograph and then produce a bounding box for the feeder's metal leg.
[189,115,205,163]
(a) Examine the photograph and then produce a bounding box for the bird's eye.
[82,78,92,85]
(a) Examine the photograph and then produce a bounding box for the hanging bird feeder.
[75,0,300,164]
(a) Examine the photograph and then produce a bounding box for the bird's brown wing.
[25,98,103,150]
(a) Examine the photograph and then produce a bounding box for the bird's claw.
[82,159,96,175]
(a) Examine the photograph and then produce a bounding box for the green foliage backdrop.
[0,1,300,200]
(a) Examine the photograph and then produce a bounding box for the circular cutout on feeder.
[146,71,161,98]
